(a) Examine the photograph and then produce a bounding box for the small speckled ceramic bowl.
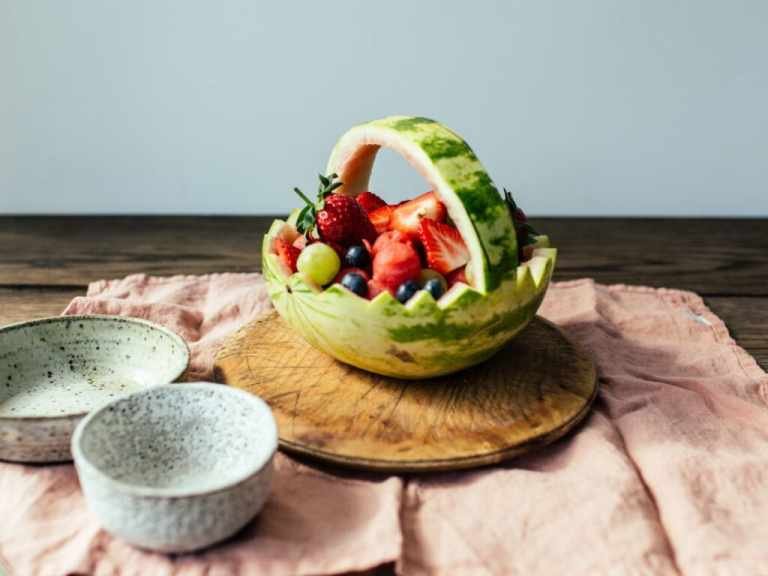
[72,382,277,553]
[0,315,189,462]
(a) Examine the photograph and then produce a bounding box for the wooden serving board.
[214,312,598,473]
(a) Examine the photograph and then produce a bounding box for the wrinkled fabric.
[0,275,765,576]
[402,281,768,576]
[0,274,402,576]
[68,273,275,380]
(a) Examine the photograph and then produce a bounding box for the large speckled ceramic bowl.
[0,315,189,462]
[72,382,277,553]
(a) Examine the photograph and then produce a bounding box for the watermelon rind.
[326,116,518,293]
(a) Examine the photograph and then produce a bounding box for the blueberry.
[344,245,370,269]
[395,279,420,303]
[341,272,368,297]
[423,277,445,299]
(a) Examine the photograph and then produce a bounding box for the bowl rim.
[71,382,278,499]
[0,315,191,422]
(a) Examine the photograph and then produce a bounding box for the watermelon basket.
[262,116,556,379]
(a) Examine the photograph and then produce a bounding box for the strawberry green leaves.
[294,173,343,235]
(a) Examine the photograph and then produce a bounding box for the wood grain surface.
[705,297,768,369]
[2,217,766,295]
[0,288,81,326]
[214,312,598,472]
[0,216,264,285]
[0,217,766,370]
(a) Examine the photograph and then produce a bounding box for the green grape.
[297,243,341,286]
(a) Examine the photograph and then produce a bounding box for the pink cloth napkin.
[1,275,403,576]
[1,274,766,576]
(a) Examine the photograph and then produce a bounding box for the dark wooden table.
[1,217,766,370]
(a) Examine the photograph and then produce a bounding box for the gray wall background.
[1,1,766,216]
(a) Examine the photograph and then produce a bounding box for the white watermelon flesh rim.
[325,124,492,293]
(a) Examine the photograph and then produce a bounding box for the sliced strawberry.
[418,218,469,275]
[390,191,446,236]
[372,230,413,255]
[447,266,468,286]
[274,237,300,273]
[334,267,370,284]
[372,242,422,289]
[368,205,394,235]
[356,191,387,214]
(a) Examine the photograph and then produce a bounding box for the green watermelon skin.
[263,116,556,379]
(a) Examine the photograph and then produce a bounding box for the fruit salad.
[274,175,546,305]
[263,116,556,378]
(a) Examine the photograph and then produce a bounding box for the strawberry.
[418,218,469,275]
[294,174,377,245]
[390,191,446,236]
[372,230,413,255]
[446,266,468,286]
[368,205,395,234]
[334,267,370,284]
[274,237,300,273]
[316,194,377,245]
[356,191,387,214]
[521,244,535,262]
[372,241,421,290]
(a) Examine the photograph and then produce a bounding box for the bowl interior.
[77,384,275,492]
[0,316,188,418]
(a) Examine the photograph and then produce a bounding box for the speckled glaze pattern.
[72,382,277,553]
[0,315,189,462]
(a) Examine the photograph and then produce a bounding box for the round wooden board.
[214,312,598,473]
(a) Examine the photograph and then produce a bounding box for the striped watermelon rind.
[326,116,517,293]
[263,116,556,378]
